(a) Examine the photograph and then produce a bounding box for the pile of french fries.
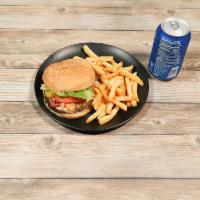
[74,45,144,125]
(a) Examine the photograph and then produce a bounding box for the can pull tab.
[169,20,179,30]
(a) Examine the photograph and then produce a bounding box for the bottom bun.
[58,108,91,119]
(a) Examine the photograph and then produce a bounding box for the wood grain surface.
[0,6,199,31]
[0,0,200,8]
[1,179,200,200]
[0,134,200,178]
[0,0,200,199]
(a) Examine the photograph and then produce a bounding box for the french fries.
[108,79,122,101]
[116,88,124,96]
[91,64,105,76]
[125,78,137,106]
[73,56,83,60]
[92,88,101,108]
[106,102,114,114]
[112,99,127,111]
[111,60,123,69]
[115,96,135,101]
[98,106,120,125]
[124,65,133,72]
[132,82,139,102]
[102,72,118,79]
[83,45,98,57]
[100,56,114,62]
[119,69,144,86]
[86,56,113,62]
[82,45,144,125]
[125,77,133,97]
[86,104,105,123]
[102,61,116,72]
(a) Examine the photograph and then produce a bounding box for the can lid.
[161,17,190,37]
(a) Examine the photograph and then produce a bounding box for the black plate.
[34,43,149,134]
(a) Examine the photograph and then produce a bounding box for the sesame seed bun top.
[42,59,95,91]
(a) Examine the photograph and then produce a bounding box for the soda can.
[148,17,191,80]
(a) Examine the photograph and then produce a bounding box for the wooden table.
[0,0,200,199]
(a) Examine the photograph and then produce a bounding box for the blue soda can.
[148,18,191,80]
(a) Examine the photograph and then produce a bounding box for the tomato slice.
[52,96,84,104]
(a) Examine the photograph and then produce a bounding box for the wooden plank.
[1,179,200,200]
[1,0,200,8]
[134,0,200,9]
[0,0,131,7]
[0,30,198,57]
[0,102,199,135]
[1,54,200,71]
[0,69,199,103]
[1,30,157,55]
[0,134,200,178]
[0,6,199,31]
[0,54,45,69]
[0,0,200,8]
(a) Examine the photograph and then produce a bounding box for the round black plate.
[34,43,149,134]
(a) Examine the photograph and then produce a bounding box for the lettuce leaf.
[67,87,94,100]
[41,84,94,101]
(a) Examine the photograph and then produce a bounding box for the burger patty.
[46,97,92,114]
[56,101,92,114]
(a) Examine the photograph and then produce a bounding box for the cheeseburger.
[41,59,95,119]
